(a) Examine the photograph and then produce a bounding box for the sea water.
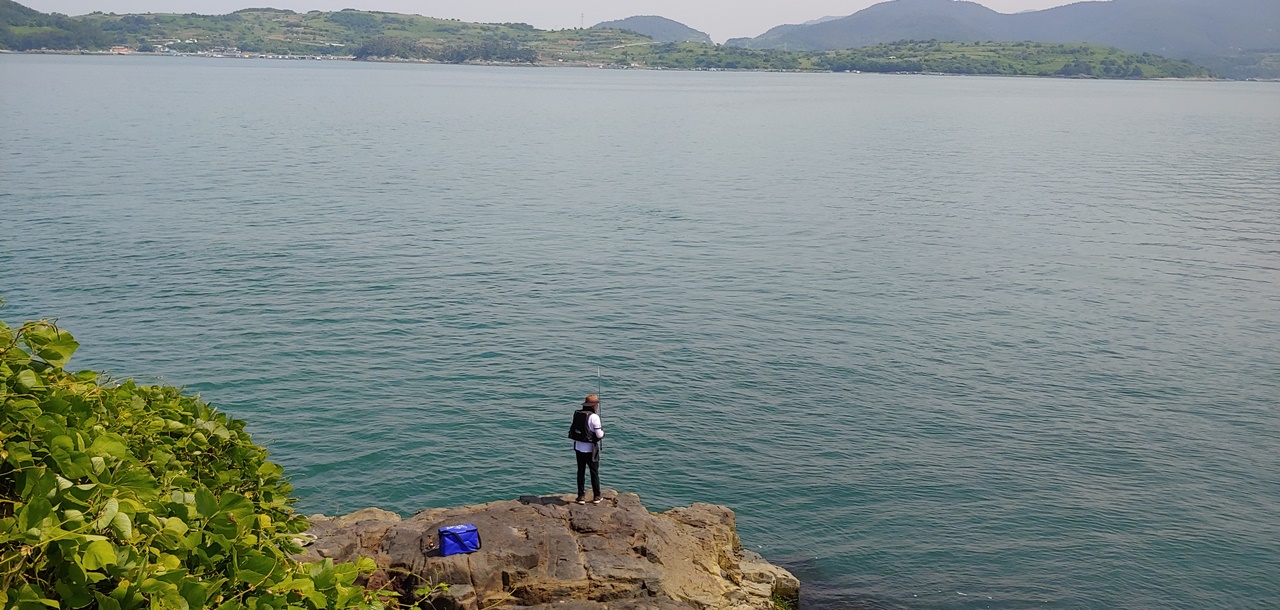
[2,55,1279,609]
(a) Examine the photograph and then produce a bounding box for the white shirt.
[574,412,603,453]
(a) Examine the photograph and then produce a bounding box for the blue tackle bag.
[439,524,481,556]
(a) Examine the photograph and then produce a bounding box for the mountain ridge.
[592,15,713,44]
[727,0,1280,62]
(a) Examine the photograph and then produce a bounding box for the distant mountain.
[727,0,999,49]
[803,16,844,26]
[723,17,845,49]
[592,15,713,44]
[727,0,1280,61]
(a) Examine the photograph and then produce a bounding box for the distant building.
[110,46,132,54]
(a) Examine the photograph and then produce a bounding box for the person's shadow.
[518,495,570,507]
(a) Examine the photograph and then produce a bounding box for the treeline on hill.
[74,11,350,56]
[1194,50,1280,80]
[611,43,804,70]
[814,41,1209,78]
[616,40,1210,78]
[0,0,106,50]
[353,36,537,63]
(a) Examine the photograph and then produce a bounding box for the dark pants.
[576,450,600,498]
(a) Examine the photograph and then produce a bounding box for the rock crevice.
[296,490,799,610]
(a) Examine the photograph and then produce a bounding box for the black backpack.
[568,409,597,443]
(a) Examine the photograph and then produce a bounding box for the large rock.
[296,490,799,610]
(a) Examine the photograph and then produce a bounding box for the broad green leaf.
[333,561,360,587]
[181,530,200,550]
[194,487,218,518]
[206,514,239,539]
[95,498,119,532]
[138,578,176,595]
[219,492,255,519]
[36,331,79,368]
[49,432,75,452]
[88,434,130,459]
[62,509,86,528]
[42,395,71,415]
[310,560,337,590]
[163,517,189,537]
[82,539,117,570]
[239,554,280,587]
[54,580,94,610]
[157,553,182,571]
[7,399,40,423]
[4,347,31,366]
[110,467,161,501]
[256,462,284,479]
[111,511,133,540]
[178,581,209,610]
[22,323,57,344]
[15,369,44,391]
[18,496,51,532]
[93,594,120,610]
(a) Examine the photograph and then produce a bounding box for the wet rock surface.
[297,490,799,610]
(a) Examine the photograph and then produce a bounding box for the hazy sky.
[24,1,1082,41]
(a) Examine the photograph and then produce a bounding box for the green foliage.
[0,0,107,50]
[352,35,537,63]
[0,317,386,610]
[605,42,803,70]
[590,40,1208,78]
[1192,50,1280,80]
[325,11,382,37]
[811,41,1209,78]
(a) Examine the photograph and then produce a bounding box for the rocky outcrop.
[296,490,799,610]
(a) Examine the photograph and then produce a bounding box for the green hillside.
[602,40,1212,79]
[0,0,107,50]
[1193,50,1280,80]
[73,8,650,58]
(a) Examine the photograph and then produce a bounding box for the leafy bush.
[0,316,385,610]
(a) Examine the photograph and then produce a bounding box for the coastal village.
[104,39,352,60]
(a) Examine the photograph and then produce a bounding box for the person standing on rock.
[569,394,604,505]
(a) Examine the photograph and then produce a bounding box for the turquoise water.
[3,55,1279,609]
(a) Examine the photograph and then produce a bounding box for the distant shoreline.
[4,49,1258,82]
